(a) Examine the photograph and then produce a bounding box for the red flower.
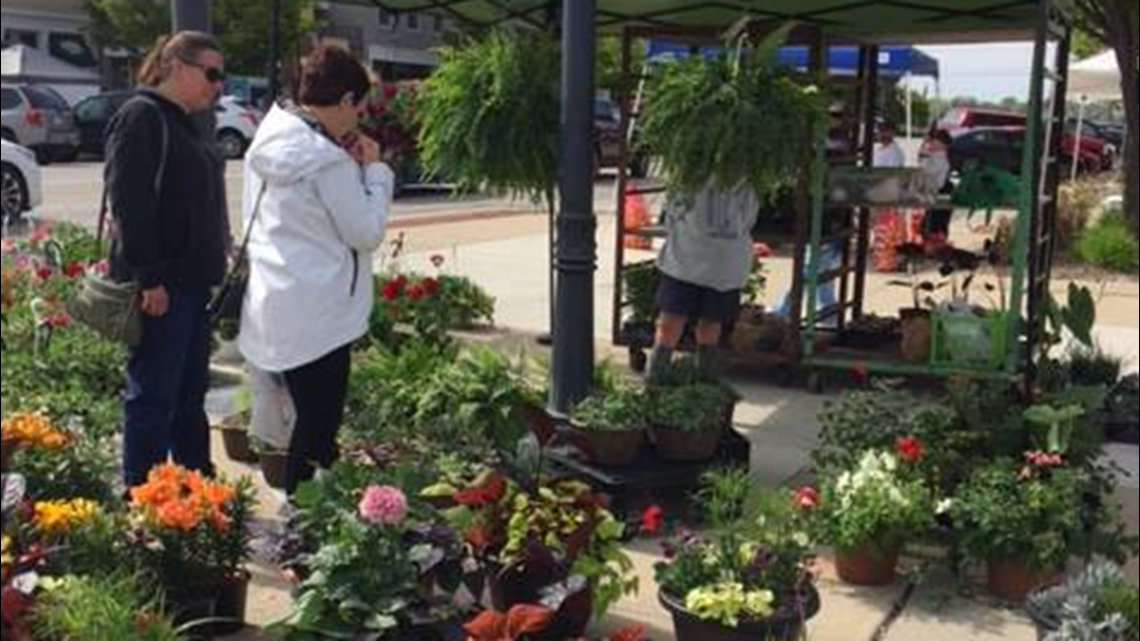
[1024,451,1065,469]
[420,277,440,297]
[62,262,86,279]
[36,266,54,281]
[44,314,71,329]
[752,242,773,259]
[895,436,925,464]
[382,84,399,101]
[794,487,820,511]
[641,505,665,534]
[407,284,426,301]
[381,276,407,301]
[454,473,506,507]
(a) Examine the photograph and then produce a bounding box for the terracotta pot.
[835,545,900,587]
[259,451,289,490]
[900,309,932,363]
[659,586,821,641]
[654,422,724,462]
[987,558,1062,603]
[221,428,258,464]
[572,425,646,467]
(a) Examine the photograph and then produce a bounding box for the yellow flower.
[1,412,69,450]
[33,499,101,535]
[1,535,13,567]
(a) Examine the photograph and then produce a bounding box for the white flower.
[936,499,954,515]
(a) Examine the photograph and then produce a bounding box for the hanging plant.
[415,30,560,203]
[638,24,826,201]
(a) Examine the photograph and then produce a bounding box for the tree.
[88,0,313,78]
[1074,0,1139,234]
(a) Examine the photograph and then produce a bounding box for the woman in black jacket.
[105,32,229,487]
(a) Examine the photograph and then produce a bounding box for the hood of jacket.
[245,104,350,186]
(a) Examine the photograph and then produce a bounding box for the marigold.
[1,412,69,450]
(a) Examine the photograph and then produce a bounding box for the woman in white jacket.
[239,46,394,493]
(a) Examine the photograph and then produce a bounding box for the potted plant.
[1028,562,1139,641]
[814,446,933,586]
[464,604,647,641]
[655,473,820,641]
[218,389,257,464]
[951,455,1086,602]
[570,385,648,467]
[127,465,254,629]
[29,573,185,641]
[1,412,69,473]
[649,381,738,462]
[444,473,637,641]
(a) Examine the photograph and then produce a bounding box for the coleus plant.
[464,603,647,641]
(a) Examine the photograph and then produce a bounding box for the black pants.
[283,343,353,494]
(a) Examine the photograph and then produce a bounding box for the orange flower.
[130,464,239,535]
[1,412,69,450]
[156,499,203,532]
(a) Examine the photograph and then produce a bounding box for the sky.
[910,42,1038,103]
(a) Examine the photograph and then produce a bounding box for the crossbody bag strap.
[232,181,269,268]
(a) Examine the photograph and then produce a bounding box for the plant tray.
[546,429,750,527]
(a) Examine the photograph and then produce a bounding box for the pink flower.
[93,260,109,275]
[1,238,15,255]
[752,242,773,259]
[794,487,820,511]
[359,485,408,526]
[44,314,72,329]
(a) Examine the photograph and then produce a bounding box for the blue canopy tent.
[644,42,940,81]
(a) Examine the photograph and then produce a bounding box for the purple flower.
[359,485,409,526]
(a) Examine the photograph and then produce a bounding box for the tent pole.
[905,72,914,163]
[1072,97,1086,182]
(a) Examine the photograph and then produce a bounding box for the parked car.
[1,83,81,164]
[595,97,647,178]
[72,92,262,160]
[948,126,1104,177]
[215,96,261,160]
[938,108,1027,135]
[72,91,135,156]
[1,139,43,222]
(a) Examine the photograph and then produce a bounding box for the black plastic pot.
[488,564,592,641]
[659,585,821,641]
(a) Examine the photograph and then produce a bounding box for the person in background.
[107,32,229,488]
[647,183,759,382]
[920,128,955,240]
[874,121,907,168]
[239,46,395,494]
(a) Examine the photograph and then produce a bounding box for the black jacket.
[105,90,227,290]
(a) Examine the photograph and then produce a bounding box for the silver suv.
[1,84,81,164]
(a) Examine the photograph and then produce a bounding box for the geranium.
[32,499,100,536]
[381,277,405,301]
[642,505,665,534]
[358,485,408,526]
[62,262,86,279]
[894,436,925,465]
[35,266,54,282]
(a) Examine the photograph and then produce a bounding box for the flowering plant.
[812,449,934,554]
[463,604,647,641]
[444,473,637,620]
[128,465,253,600]
[1,412,69,452]
[373,268,495,346]
[951,457,1089,571]
[655,473,817,629]
[279,460,472,639]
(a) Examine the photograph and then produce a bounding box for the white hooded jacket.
[238,105,394,372]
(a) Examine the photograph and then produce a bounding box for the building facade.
[315,2,458,81]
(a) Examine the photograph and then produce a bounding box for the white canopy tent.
[1069,51,1123,180]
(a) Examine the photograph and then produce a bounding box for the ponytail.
[135,31,221,88]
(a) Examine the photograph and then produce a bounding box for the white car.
[1,139,42,222]
[216,96,262,161]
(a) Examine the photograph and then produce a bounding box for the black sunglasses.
[181,58,227,84]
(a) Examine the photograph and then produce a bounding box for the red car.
[940,108,1112,173]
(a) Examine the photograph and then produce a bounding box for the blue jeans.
[123,287,214,487]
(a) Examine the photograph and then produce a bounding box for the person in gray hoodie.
[649,182,760,382]
[239,46,394,494]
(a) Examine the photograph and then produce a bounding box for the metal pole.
[172,0,211,33]
[904,72,914,164]
[550,0,596,414]
[268,0,283,106]
[1072,97,1086,182]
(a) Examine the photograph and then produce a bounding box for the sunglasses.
[181,58,227,85]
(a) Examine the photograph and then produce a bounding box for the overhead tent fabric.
[1069,50,1122,102]
[644,42,941,79]
[333,0,1066,40]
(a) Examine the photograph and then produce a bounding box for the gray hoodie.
[657,183,760,292]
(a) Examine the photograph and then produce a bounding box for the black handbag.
[208,182,268,324]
